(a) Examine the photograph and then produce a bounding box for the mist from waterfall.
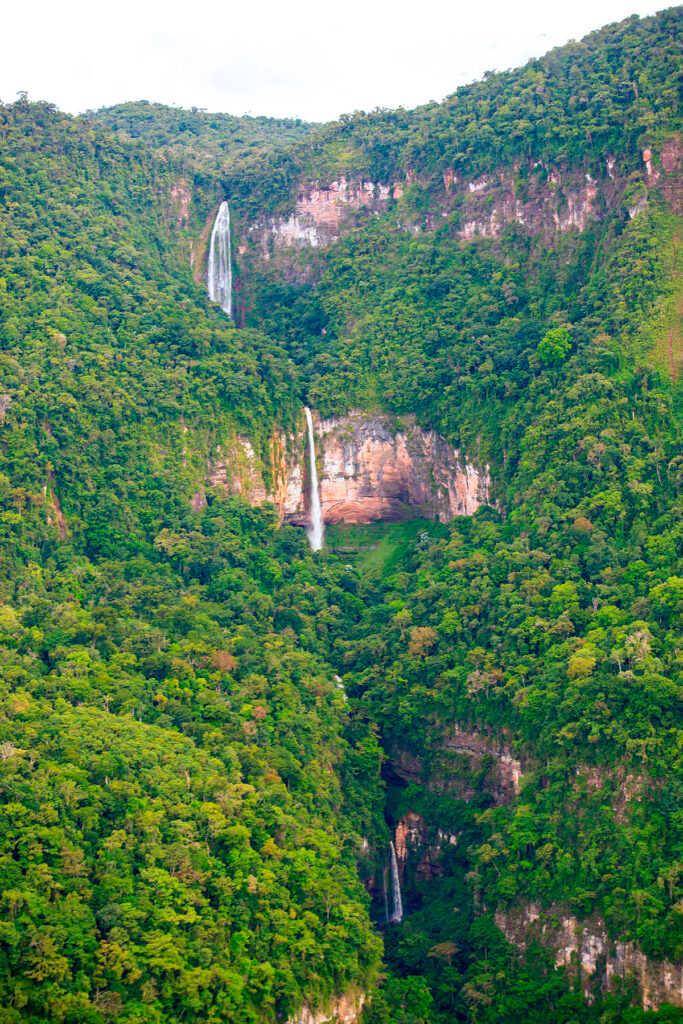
[207,201,232,318]
[388,841,403,924]
[304,407,324,551]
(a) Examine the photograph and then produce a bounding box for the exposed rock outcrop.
[251,177,397,251]
[287,990,365,1024]
[235,137,682,265]
[45,470,67,541]
[390,724,523,806]
[204,412,490,526]
[170,179,191,229]
[288,412,489,525]
[495,904,683,1011]
[394,812,459,881]
[456,167,602,240]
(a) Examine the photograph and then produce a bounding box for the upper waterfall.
[207,201,232,318]
[304,407,324,551]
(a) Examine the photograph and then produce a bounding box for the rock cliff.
[394,811,459,882]
[389,724,523,806]
[202,411,490,526]
[234,135,682,263]
[495,903,683,1011]
[287,990,365,1024]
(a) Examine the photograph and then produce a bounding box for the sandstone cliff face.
[203,412,490,526]
[287,413,489,526]
[170,179,191,229]
[235,136,682,264]
[249,177,397,252]
[495,904,683,1011]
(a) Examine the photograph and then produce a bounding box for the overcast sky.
[3,0,667,122]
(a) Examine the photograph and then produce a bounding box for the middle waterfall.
[304,407,324,551]
[207,200,233,318]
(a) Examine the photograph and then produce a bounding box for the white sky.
[2,0,667,122]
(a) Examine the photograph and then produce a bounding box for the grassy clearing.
[326,518,447,576]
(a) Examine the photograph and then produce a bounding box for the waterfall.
[207,200,232,317]
[304,407,324,551]
[388,841,403,924]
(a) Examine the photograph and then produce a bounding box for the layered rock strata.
[288,413,489,525]
[238,136,682,258]
[394,811,459,881]
[287,991,365,1024]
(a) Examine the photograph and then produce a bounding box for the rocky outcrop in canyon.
[287,990,365,1024]
[393,811,459,882]
[495,903,683,1011]
[200,411,490,527]
[389,724,523,807]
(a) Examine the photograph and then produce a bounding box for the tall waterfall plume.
[304,407,324,551]
[207,201,232,317]
[388,841,403,924]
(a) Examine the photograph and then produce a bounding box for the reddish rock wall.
[170,178,191,228]
[236,136,683,261]
[394,812,459,881]
[203,411,490,527]
[287,412,490,526]
[287,990,365,1024]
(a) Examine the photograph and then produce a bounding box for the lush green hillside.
[0,98,380,1024]
[0,8,681,1024]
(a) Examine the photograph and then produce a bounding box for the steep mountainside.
[0,8,681,1024]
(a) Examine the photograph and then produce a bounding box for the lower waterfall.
[388,841,403,924]
[304,407,324,551]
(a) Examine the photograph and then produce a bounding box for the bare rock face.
[209,436,271,506]
[390,724,523,806]
[252,177,397,251]
[456,167,602,240]
[287,991,365,1024]
[495,904,683,1011]
[204,412,490,527]
[233,136,682,268]
[394,812,459,881]
[286,412,490,526]
[170,178,191,229]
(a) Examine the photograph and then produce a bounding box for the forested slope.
[0,99,381,1024]
[0,8,681,1024]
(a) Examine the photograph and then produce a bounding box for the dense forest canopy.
[0,7,681,1024]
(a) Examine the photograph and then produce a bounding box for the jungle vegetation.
[0,7,681,1023]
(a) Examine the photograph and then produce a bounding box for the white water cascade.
[304,407,324,551]
[388,841,403,924]
[207,200,232,317]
